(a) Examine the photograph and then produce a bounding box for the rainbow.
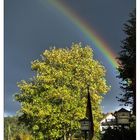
[42,0,119,68]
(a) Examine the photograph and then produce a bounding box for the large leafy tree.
[117,10,136,115]
[15,43,109,139]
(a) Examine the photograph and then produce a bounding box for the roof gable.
[101,113,115,122]
[117,108,130,112]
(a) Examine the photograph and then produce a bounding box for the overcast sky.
[4,0,135,116]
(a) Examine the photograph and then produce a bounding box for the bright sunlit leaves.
[15,43,110,139]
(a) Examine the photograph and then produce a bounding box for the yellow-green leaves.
[15,43,109,139]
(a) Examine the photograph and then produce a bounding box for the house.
[114,108,131,125]
[100,113,116,133]
[100,108,132,133]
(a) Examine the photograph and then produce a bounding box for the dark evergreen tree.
[117,10,136,115]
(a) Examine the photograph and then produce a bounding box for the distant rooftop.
[117,108,130,112]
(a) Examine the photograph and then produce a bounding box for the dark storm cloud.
[61,0,135,53]
[4,0,135,115]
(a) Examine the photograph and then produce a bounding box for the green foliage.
[15,43,109,139]
[4,116,32,140]
[117,9,136,114]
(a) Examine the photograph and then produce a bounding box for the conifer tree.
[117,10,136,115]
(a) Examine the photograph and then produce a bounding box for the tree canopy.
[15,43,109,139]
[117,10,136,115]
